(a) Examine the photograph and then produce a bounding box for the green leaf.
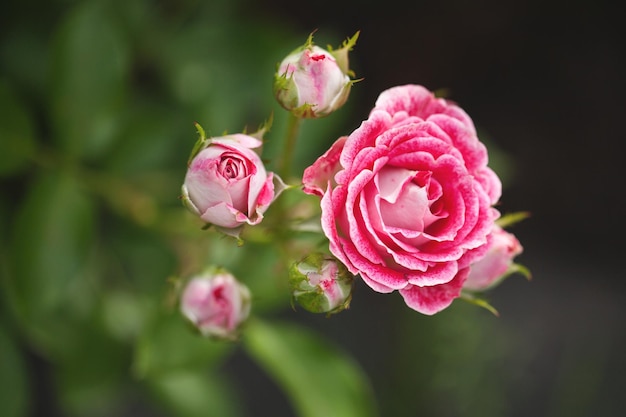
[0,81,36,176]
[49,1,129,159]
[133,309,232,379]
[243,319,378,417]
[104,101,188,176]
[6,169,96,355]
[0,324,30,417]
[55,320,129,417]
[148,370,244,417]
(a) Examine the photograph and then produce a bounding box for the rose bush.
[180,270,251,339]
[303,84,502,314]
[181,132,283,235]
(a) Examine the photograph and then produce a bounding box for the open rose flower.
[464,225,523,291]
[180,270,251,340]
[303,84,501,314]
[182,131,284,236]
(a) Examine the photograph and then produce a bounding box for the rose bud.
[463,225,524,291]
[181,124,285,237]
[273,32,359,118]
[289,253,353,315]
[180,269,251,340]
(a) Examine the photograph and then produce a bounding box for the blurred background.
[1,0,625,416]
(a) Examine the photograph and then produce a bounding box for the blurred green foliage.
[0,0,369,416]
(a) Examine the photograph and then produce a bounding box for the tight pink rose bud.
[463,225,523,291]
[274,32,359,118]
[180,270,251,339]
[289,253,353,314]
[181,124,285,237]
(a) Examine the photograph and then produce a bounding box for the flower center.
[218,152,248,180]
[374,166,447,238]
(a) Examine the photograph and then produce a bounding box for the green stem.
[278,114,302,181]
[266,113,303,257]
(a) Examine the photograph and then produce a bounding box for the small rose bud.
[289,253,353,314]
[274,32,359,118]
[180,269,251,340]
[181,124,285,237]
[463,225,524,291]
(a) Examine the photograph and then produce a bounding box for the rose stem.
[278,113,302,181]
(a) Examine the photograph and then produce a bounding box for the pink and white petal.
[302,136,347,197]
[320,186,354,270]
[474,166,502,205]
[373,84,477,134]
[373,84,435,118]
[185,171,233,213]
[428,114,487,172]
[403,259,459,287]
[399,267,469,315]
[345,170,388,265]
[358,267,404,293]
[340,111,391,168]
[227,176,251,214]
[200,202,242,228]
[253,174,275,210]
[214,134,263,150]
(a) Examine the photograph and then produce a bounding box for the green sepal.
[496,211,531,228]
[180,184,200,216]
[508,262,532,281]
[187,122,209,166]
[328,31,360,75]
[290,103,317,119]
[273,70,299,111]
[459,292,499,316]
[214,226,245,246]
[247,113,273,143]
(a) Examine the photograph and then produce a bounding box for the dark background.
[2,0,625,416]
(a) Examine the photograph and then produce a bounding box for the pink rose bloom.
[303,84,501,314]
[180,271,251,339]
[274,44,353,118]
[464,225,523,291]
[181,134,283,235]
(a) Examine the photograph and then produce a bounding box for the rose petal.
[303,136,347,197]
[399,267,469,315]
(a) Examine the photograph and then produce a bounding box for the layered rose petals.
[304,84,502,314]
[182,134,284,235]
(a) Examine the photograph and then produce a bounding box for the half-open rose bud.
[181,124,285,237]
[463,225,524,291]
[180,269,251,340]
[289,253,353,315]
